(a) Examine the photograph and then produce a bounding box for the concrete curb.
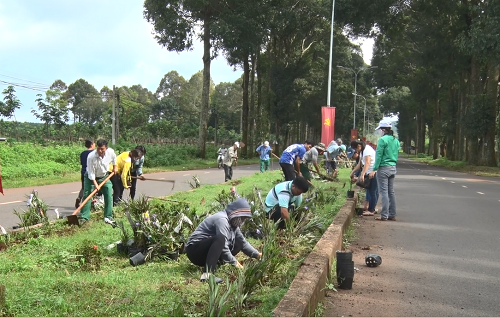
[273,191,358,317]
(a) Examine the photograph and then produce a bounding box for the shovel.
[132,176,176,191]
[67,172,115,225]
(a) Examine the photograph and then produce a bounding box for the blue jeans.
[365,175,378,212]
[376,166,397,219]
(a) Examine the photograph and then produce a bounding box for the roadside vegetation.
[0,142,259,188]
[403,153,500,178]
[0,169,350,317]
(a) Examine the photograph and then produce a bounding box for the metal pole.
[353,72,357,130]
[327,0,336,106]
[112,85,116,145]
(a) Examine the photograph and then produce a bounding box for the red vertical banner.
[321,107,336,146]
[351,129,358,141]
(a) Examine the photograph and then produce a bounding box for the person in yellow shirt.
[111,149,143,206]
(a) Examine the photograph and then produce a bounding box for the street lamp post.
[352,93,366,136]
[326,0,336,106]
[337,65,377,130]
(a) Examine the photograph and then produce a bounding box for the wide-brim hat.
[315,142,326,152]
[375,119,392,130]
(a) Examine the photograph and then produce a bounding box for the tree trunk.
[483,61,499,166]
[198,14,211,159]
[241,53,250,158]
[248,53,256,156]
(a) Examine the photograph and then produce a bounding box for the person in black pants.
[75,139,95,208]
[185,198,261,283]
[130,145,146,200]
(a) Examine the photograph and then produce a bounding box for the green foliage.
[13,190,49,228]
[73,239,103,271]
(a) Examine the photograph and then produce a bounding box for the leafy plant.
[74,239,102,271]
[13,190,49,228]
[207,275,234,317]
[187,175,201,189]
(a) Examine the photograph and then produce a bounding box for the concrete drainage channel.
[273,191,358,317]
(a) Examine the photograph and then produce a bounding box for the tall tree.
[144,0,225,158]
[0,86,21,119]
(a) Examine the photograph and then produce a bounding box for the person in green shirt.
[369,119,400,221]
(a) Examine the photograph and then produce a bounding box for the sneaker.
[104,217,117,228]
[75,197,81,209]
[200,273,223,284]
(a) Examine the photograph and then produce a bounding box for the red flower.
[93,245,98,250]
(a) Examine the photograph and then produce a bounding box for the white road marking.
[0,200,22,205]
[160,178,165,179]
[462,185,467,188]
[477,192,484,195]
[442,178,446,180]
[450,181,455,184]
[70,191,79,194]
[183,174,191,176]
[435,175,439,177]
[204,172,210,174]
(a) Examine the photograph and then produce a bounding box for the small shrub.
[74,239,102,271]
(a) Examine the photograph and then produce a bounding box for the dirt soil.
[323,213,416,317]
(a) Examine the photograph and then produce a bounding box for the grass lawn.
[0,169,350,317]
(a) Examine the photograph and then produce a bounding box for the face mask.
[376,129,384,137]
[230,217,245,228]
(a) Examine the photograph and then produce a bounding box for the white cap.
[264,141,269,146]
[375,119,392,130]
[234,141,240,147]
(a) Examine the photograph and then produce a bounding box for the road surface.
[0,164,263,230]
[323,158,500,317]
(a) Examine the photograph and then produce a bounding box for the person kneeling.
[185,198,261,284]
[265,176,310,229]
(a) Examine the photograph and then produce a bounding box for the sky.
[0,1,374,123]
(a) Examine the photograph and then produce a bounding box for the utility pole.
[112,85,116,145]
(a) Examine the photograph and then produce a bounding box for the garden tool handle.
[72,172,115,215]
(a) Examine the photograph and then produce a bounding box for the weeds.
[13,190,49,228]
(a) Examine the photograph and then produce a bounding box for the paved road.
[0,164,264,230]
[324,158,500,317]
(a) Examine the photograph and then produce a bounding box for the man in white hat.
[300,143,326,180]
[223,141,244,182]
[256,141,272,173]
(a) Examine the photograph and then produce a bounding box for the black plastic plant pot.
[129,252,146,267]
[128,246,145,258]
[337,261,355,290]
[355,208,364,215]
[347,190,355,198]
[166,250,179,261]
[116,242,128,255]
[336,251,353,264]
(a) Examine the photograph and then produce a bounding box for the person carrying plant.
[130,145,146,200]
[80,139,117,226]
[75,139,95,208]
[255,141,272,173]
[300,143,326,180]
[185,198,262,284]
[111,149,143,206]
[264,176,310,229]
[278,140,313,181]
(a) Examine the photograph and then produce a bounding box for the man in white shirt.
[80,139,118,226]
